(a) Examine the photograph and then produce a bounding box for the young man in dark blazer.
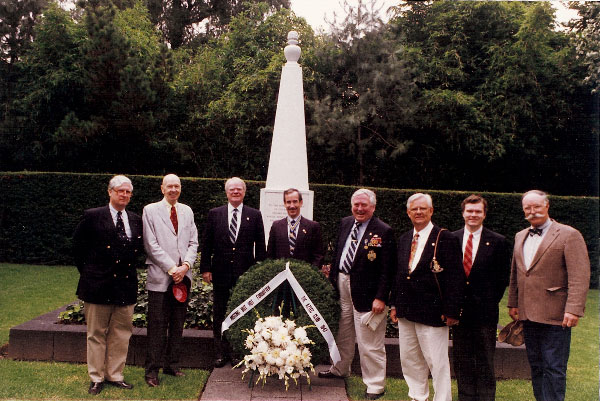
[318,188,396,401]
[73,175,144,395]
[390,193,464,401]
[266,188,324,268]
[200,177,266,367]
[452,194,511,401]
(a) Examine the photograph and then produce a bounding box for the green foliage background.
[225,259,339,365]
[1,171,598,287]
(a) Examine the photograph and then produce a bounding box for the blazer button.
[125,275,128,279]
[113,274,117,278]
[232,247,236,251]
[466,281,470,285]
[107,245,110,249]
[406,276,410,280]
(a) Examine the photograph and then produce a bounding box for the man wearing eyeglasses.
[508,190,590,401]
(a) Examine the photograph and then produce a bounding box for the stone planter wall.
[8,305,531,379]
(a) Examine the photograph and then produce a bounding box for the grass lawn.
[347,288,599,401]
[1,263,598,400]
[0,263,210,400]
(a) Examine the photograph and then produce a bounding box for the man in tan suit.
[508,190,590,401]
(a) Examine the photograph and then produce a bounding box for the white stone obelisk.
[260,31,313,243]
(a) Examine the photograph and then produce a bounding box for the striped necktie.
[340,221,361,274]
[289,219,299,256]
[463,233,473,277]
[229,208,238,244]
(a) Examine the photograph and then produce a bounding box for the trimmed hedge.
[225,259,339,365]
[1,171,598,287]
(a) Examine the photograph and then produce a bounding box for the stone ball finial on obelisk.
[260,31,314,243]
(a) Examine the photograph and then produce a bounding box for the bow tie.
[528,227,543,236]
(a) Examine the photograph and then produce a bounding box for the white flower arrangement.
[236,312,315,390]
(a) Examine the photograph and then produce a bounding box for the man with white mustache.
[508,190,590,401]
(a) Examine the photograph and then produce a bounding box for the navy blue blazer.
[392,225,465,327]
[452,227,511,326]
[200,205,266,289]
[266,216,324,268]
[73,205,144,305]
[329,216,397,313]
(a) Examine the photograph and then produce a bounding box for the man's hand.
[372,299,385,314]
[509,307,519,321]
[320,264,330,278]
[172,265,188,284]
[443,316,459,326]
[390,308,398,323]
[202,271,212,284]
[562,312,580,328]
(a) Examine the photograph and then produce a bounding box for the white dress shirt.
[109,204,131,238]
[523,219,552,270]
[410,221,434,272]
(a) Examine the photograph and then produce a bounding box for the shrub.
[225,259,340,365]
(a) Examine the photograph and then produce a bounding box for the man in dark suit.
[200,177,266,367]
[318,189,396,401]
[451,194,511,401]
[390,192,464,401]
[508,190,590,401]
[73,175,144,395]
[266,188,324,267]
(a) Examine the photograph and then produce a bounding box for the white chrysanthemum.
[293,327,307,341]
[285,319,296,331]
[265,354,276,366]
[261,329,272,340]
[256,340,269,353]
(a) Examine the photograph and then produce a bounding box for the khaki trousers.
[84,303,134,382]
[330,273,386,395]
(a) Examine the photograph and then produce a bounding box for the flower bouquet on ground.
[236,310,315,390]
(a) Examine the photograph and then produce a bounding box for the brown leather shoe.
[163,368,185,377]
[88,382,104,395]
[145,376,160,387]
[106,380,133,389]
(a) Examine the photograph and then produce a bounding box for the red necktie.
[170,206,178,234]
[463,233,473,276]
[408,233,419,271]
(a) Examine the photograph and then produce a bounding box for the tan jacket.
[508,220,590,325]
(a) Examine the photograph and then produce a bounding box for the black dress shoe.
[163,368,185,377]
[214,356,229,368]
[145,376,160,387]
[365,391,385,400]
[106,380,134,390]
[88,382,104,395]
[317,369,340,379]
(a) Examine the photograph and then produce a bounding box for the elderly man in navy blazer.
[266,188,324,268]
[142,174,198,387]
[390,193,464,401]
[200,177,266,367]
[318,188,396,401]
[452,194,511,401]
[508,190,590,401]
[73,175,144,395]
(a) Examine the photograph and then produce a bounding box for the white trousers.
[397,318,451,401]
[84,303,134,383]
[330,273,386,395]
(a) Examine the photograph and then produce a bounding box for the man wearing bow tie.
[266,188,324,267]
[318,189,396,401]
[451,195,511,401]
[508,190,590,401]
[200,177,266,368]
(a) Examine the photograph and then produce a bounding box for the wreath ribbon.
[221,262,341,364]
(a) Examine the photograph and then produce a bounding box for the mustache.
[525,213,545,221]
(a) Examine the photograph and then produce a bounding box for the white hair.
[351,188,376,206]
[108,175,132,191]
[522,189,549,205]
[225,177,246,191]
[406,193,433,209]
